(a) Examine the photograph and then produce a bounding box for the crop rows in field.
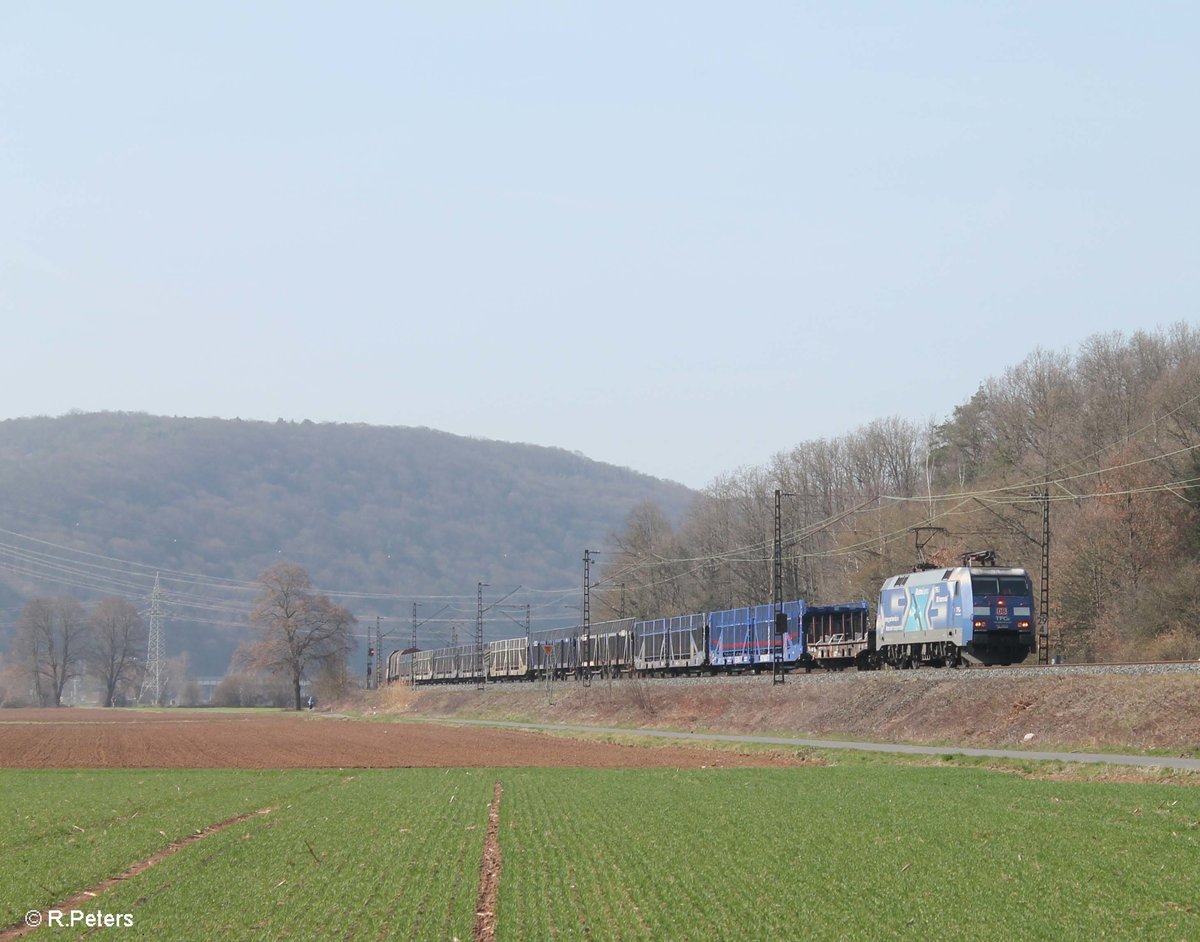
[4,765,1200,940]
[1,769,303,924]
[495,767,1200,941]
[2,769,496,942]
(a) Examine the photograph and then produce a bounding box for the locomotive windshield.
[971,575,1030,596]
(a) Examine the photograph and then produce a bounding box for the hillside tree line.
[599,324,1200,662]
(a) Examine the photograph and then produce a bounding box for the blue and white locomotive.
[876,556,1036,667]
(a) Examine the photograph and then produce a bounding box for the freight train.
[385,558,1036,684]
[389,599,823,684]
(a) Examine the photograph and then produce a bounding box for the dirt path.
[472,782,503,942]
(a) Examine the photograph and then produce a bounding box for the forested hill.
[0,413,694,674]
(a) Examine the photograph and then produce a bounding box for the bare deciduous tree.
[604,500,690,619]
[15,597,89,707]
[87,597,147,707]
[245,562,355,711]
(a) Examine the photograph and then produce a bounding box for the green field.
[3,765,1198,940]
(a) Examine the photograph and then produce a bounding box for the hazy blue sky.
[3,3,1196,488]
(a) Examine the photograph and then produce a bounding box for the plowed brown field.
[0,708,802,770]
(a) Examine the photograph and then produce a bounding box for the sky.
[2,3,1196,489]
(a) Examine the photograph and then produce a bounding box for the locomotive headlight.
[973,619,987,629]
[1016,620,1031,629]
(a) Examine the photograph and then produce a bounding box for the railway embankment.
[374,665,1200,755]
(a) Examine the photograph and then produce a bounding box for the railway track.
[967,658,1200,675]
[557,658,1200,684]
[400,658,1200,690]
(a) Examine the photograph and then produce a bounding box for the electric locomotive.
[876,552,1036,667]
